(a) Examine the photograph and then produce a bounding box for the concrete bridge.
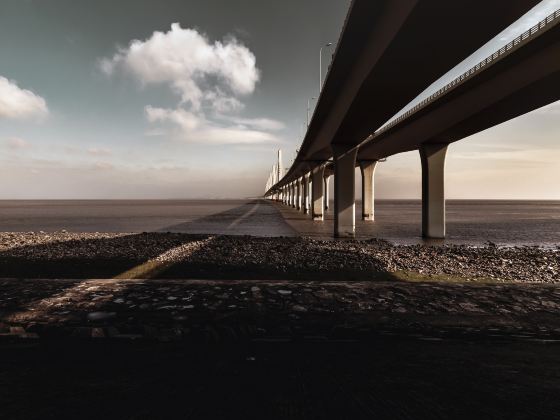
[264,0,559,238]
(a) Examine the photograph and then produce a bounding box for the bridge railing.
[373,8,560,138]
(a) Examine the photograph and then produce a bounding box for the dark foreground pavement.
[2,279,560,419]
[2,337,560,420]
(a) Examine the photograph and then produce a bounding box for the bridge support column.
[359,160,378,221]
[307,177,312,216]
[420,144,448,239]
[324,175,331,210]
[333,145,358,238]
[312,166,325,220]
[291,183,295,207]
[296,178,302,210]
[302,173,311,215]
[289,185,293,206]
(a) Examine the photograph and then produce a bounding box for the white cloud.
[220,116,285,131]
[204,89,244,113]
[102,24,284,146]
[0,76,48,120]
[93,161,115,170]
[145,128,168,137]
[87,147,112,156]
[100,23,259,111]
[5,137,31,149]
[452,147,560,165]
[145,106,278,145]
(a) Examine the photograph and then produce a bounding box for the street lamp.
[307,97,316,127]
[319,42,333,94]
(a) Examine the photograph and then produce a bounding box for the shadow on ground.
[0,202,397,282]
[1,338,560,419]
[2,203,560,418]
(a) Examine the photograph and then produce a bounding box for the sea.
[0,199,558,248]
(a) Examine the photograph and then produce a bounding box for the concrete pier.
[311,166,326,220]
[302,174,310,214]
[333,145,358,238]
[324,175,331,210]
[420,143,448,238]
[359,160,378,221]
[296,179,302,210]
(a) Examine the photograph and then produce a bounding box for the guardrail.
[373,8,560,138]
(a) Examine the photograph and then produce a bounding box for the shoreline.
[2,232,560,418]
[0,231,557,283]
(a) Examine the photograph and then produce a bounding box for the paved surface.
[2,279,560,419]
[3,279,560,340]
[2,337,560,419]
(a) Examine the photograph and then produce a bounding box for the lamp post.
[319,42,333,94]
[307,97,316,127]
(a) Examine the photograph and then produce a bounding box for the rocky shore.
[0,231,558,282]
[2,232,560,419]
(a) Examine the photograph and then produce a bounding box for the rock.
[91,327,105,338]
[9,326,25,335]
[87,312,116,321]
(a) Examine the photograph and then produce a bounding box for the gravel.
[0,231,558,283]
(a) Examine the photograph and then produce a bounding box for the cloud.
[145,106,279,145]
[102,24,284,146]
[452,147,560,166]
[220,116,285,131]
[5,137,31,150]
[87,147,112,156]
[0,76,48,120]
[100,23,259,111]
[93,161,115,170]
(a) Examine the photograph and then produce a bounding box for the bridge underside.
[283,0,540,181]
[266,2,559,239]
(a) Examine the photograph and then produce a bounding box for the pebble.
[0,232,557,283]
[87,312,116,321]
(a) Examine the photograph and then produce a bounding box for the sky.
[0,0,559,200]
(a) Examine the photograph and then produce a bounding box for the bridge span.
[265,1,559,239]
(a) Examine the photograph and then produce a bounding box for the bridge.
[264,0,559,239]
